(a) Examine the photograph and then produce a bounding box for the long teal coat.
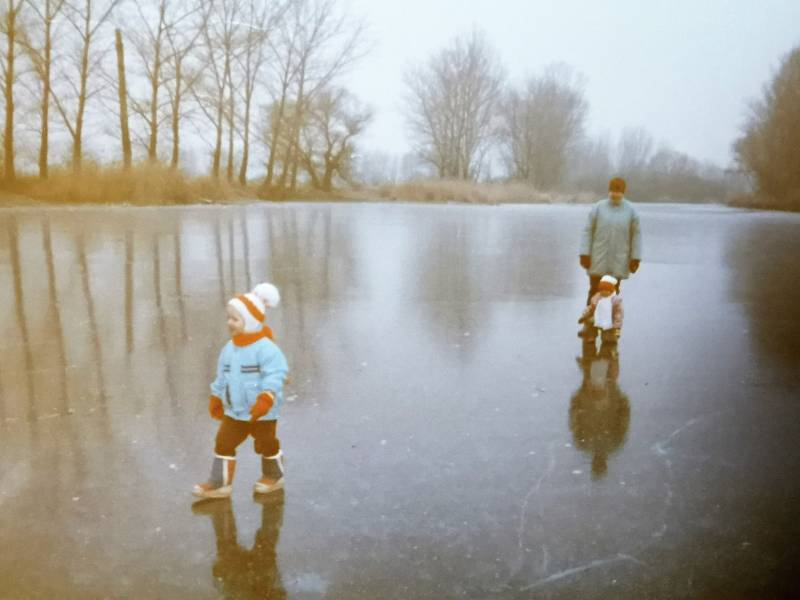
[579,198,642,279]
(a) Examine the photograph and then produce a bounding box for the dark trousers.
[215,416,280,458]
[587,275,621,305]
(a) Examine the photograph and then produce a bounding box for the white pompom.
[253,282,280,308]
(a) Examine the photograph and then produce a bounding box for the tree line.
[4,3,790,203]
[735,45,800,210]
[400,30,730,201]
[0,0,370,193]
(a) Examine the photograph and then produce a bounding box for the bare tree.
[405,30,504,181]
[1,0,26,181]
[234,0,284,185]
[127,0,168,161]
[616,126,654,174]
[225,27,236,181]
[634,144,728,202]
[735,45,800,208]
[21,0,67,179]
[299,86,371,190]
[51,0,122,172]
[263,10,299,188]
[500,64,587,189]
[125,0,205,164]
[164,0,205,169]
[195,0,242,179]
[267,0,365,192]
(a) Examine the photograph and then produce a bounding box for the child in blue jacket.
[193,283,289,500]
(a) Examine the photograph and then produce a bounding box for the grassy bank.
[0,163,354,206]
[0,164,601,207]
[2,165,742,208]
[0,167,597,206]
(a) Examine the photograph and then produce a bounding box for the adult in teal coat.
[579,177,642,304]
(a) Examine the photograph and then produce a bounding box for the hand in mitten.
[249,392,274,422]
[579,255,591,269]
[208,395,224,420]
[629,259,640,273]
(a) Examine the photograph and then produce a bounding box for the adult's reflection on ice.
[192,493,286,599]
[569,343,631,480]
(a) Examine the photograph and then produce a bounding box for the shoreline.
[0,197,770,213]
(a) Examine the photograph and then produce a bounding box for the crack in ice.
[520,554,648,591]
[652,416,705,456]
[514,442,556,576]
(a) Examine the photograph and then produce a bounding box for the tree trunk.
[212,49,228,179]
[147,2,165,162]
[115,29,132,169]
[321,166,333,192]
[285,67,305,191]
[307,164,320,189]
[170,56,181,169]
[265,89,287,187]
[238,92,251,185]
[226,88,234,182]
[212,98,223,177]
[4,3,16,182]
[39,6,52,179]
[148,55,160,161]
[225,48,234,182]
[73,11,92,173]
[321,154,335,192]
[289,112,301,191]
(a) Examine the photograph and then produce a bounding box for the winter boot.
[254,451,285,494]
[193,455,236,499]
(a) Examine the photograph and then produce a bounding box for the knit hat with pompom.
[597,275,618,293]
[228,283,281,333]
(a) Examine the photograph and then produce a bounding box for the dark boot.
[193,454,236,499]
[254,451,285,494]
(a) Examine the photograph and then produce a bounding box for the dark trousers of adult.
[586,275,622,305]
[215,416,280,458]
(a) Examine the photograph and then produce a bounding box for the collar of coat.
[232,325,274,347]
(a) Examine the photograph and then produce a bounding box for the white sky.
[343,0,800,167]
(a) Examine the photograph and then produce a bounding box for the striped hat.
[598,275,618,292]
[228,283,280,333]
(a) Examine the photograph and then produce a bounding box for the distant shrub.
[348,179,596,204]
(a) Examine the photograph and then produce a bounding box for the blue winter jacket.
[210,338,289,421]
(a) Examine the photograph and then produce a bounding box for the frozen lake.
[1,201,799,598]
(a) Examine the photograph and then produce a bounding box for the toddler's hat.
[228,283,280,333]
[598,275,618,292]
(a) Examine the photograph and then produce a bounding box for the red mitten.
[209,395,224,420]
[629,259,640,273]
[579,255,591,269]
[249,392,274,422]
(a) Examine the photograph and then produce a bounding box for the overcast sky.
[342,0,800,167]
